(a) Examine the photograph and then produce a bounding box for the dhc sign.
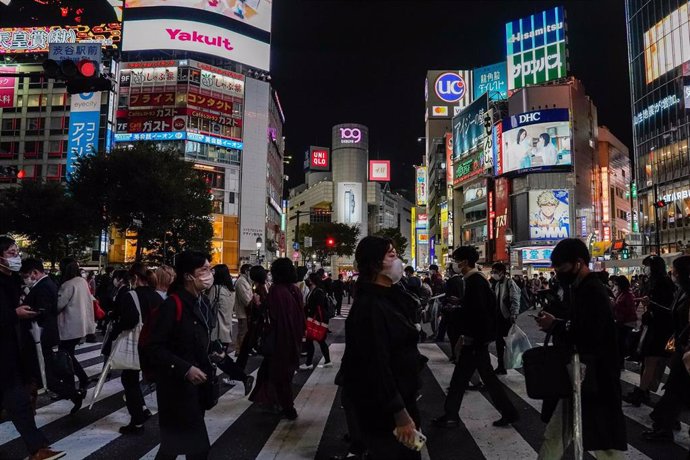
[434,72,466,103]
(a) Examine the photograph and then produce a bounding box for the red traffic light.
[77,59,97,78]
[654,200,667,208]
[16,169,25,179]
[326,237,335,247]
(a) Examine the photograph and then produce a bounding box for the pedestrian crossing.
[1,338,688,459]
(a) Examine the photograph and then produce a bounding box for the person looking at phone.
[534,238,626,459]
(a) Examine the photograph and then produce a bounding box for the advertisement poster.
[445,133,453,185]
[501,108,571,174]
[505,6,567,90]
[453,93,488,158]
[0,67,16,108]
[493,177,510,261]
[415,166,427,206]
[425,70,473,118]
[643,2,690,84]
[67,92,102,176]
[125,0,272,33]
[529,190,570,240]
[369,160,391,182]
[337,182,363,225]
[464,182,487,203]
[453,150,484,186]
[473,62,508,100]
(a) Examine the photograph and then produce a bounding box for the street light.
[256,237,263,265]
[505,228,514,275]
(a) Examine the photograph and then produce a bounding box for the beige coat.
[57,276,96,341]
[234,274,252,320]
[208,284,235,344]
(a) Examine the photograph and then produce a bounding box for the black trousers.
[121,369,146,424]
[0,374,48,455]
[335,295,343,315]
[444,343,517,420]
[59,338,89,388]
[495,315,512,370]
[305,338,330,366]
[650,351,690,431]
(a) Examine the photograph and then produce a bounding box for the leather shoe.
[493,415,519,427]
[432,415,460,428]
[641,428,673,442]
[28,448,65,460]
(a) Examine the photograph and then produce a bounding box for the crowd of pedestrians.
[2,232,690,459]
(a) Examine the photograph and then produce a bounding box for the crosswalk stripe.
[256,345,344,459]
[419,344,538,459]
[486,353,652,459]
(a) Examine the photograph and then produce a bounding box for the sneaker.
[28,448,66,460]
[431,415,460,428]
[492,415,519,427]
[494,367,508,375]
[119,423,144,435]
[318,362,333,368]
[299,364,314,371]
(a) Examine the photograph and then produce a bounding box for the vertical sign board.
[493,177,510,261]
[309,146,330,171]
[66,92,102,176]
[416,166,427,206]
[473,62,508,100]
[0,67,16,108]
[505,6,567,91]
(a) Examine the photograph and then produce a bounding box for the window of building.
[24,141,43,159]
[46,164,61,181]
[0,141,17,158]
[51,94,65,107]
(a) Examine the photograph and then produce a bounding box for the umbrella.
[89,356,113,410]
[29,321,47,390]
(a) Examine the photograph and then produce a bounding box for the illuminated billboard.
[369,160,391,182]
[529,190,570,240]
[453,150,484,186]
[643,2,690,84]
[125,0,272,33]
[425,70,473,119]
[473,62,508,100]
[498,108,571,175]
[337,182,363,225]
[505,6,567,91]
[0,0,122,53]
[309,146,330,171]
[415,166,427,206]
[332,124,368,151]
[452,93,488,158]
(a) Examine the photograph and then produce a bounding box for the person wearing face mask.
[610,276,637,369]
[0,237,65,460]
[341,236,426,459]
[433,246,518,429]
[623,255,675,407]
[534,238,626,459]
[490,262,521,375]
[142,251,215,460]
[436,258,465,362]
[300,273,333,370]
[642,255,690,443]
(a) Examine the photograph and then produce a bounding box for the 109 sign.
[340,127,362,144]
[434,73,465,103]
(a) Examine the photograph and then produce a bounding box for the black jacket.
[111,286,162,338]
[546,273,627,452]
[332,279,344,298]
[640,276,675,356]
[23,276,59,348]
[0,271,36,389]
[342,281,425,433]
[449,271,494,344]
[305,287,327,320]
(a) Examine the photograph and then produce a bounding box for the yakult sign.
[122,19,270,71]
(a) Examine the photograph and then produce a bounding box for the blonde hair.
[155,265,175,291]
[537,191,558,207]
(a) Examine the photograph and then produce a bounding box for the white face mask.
[23,275,36,288]
[2,256,22,272]
[193,272,214,291]
[451,262,464,275]
[382,258,404,284]
[643,266,651,276]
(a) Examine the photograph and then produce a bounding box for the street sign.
[49,43,102,66]
[292,251,300,261]
[293,242,300,250]
[304,236,312,248]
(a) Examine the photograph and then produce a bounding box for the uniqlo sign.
[309,146,330,171]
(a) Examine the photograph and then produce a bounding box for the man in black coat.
[0,237,64,460]
[332,274,345,316]
[535,238,627,458]
[433,246,518,428]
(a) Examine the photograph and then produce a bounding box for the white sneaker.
[318,362,333,368]
[299,364,313,371]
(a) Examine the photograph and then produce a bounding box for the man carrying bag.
[531,239,627,459]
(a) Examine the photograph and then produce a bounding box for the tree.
[69,143,214,262]
[0,181,97,267]
[296,222,359,263]
[374,227,409,262]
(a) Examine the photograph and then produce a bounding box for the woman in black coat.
[624,255,675,406]
[145,251,215,460]
[643,255,690,443]
[341,236,426,460]
[300,273,331,370]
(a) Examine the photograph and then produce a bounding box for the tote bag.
[110,291,143,371]
[305,306,328,342]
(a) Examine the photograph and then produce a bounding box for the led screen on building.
[505,6,567,91]
[452,93,488,158]
[0,0,122,53]
[529,189,570,240]
[643,2,690,84]
[415,166,427,206]
[498,108,571,175]
[473,62,508,100]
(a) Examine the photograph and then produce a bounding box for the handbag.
[110,291,142,371]
[199,365,220,410]
[522,334,571,399]
[46,349,77,399]
[256,306,276,356]
[305,306,328,342]
[93,298,106,321]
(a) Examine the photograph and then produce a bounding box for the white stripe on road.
[419,344,537,460]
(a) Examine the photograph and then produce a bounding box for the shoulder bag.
[522,333,571,399]
[110,291,143,370]
[305,306,328,342]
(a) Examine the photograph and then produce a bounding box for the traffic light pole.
[654,184,661,254]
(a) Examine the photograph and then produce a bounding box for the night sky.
[271,0,630,200]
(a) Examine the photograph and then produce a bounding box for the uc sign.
[435,73,465,103]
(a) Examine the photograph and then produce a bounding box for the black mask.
[557,263,581,286]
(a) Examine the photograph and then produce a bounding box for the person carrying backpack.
[300,273,331,370]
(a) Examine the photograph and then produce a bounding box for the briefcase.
[522,335,571,400]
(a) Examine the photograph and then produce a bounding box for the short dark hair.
[404,266,415,274]
[170,250,209,292]
[249,265,267,284]
[550,238,590,267]
[240,263,252,275]
[270,258,297,284]
[308,272,323,288]
[611,275,630,291]
[60,258,81,282]
[491,262,507,273]
[20,258,44,274]
[0,235,16,255]
[429,264,439,271]
[643,255,667,279]
[452,246,479,267]
[355,236,393,281]
[672,255,690,291]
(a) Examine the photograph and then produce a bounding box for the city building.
[625,0,690,254]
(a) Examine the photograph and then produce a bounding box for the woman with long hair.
[249,258,305,420]
[208,264,235,352]
[144,251,215,459]
[56,258,95,395]
[643,255,690,443]
[299,273,331,370]
[341,236,425,459]
[111,263,161,435]
[624,255,675,406]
